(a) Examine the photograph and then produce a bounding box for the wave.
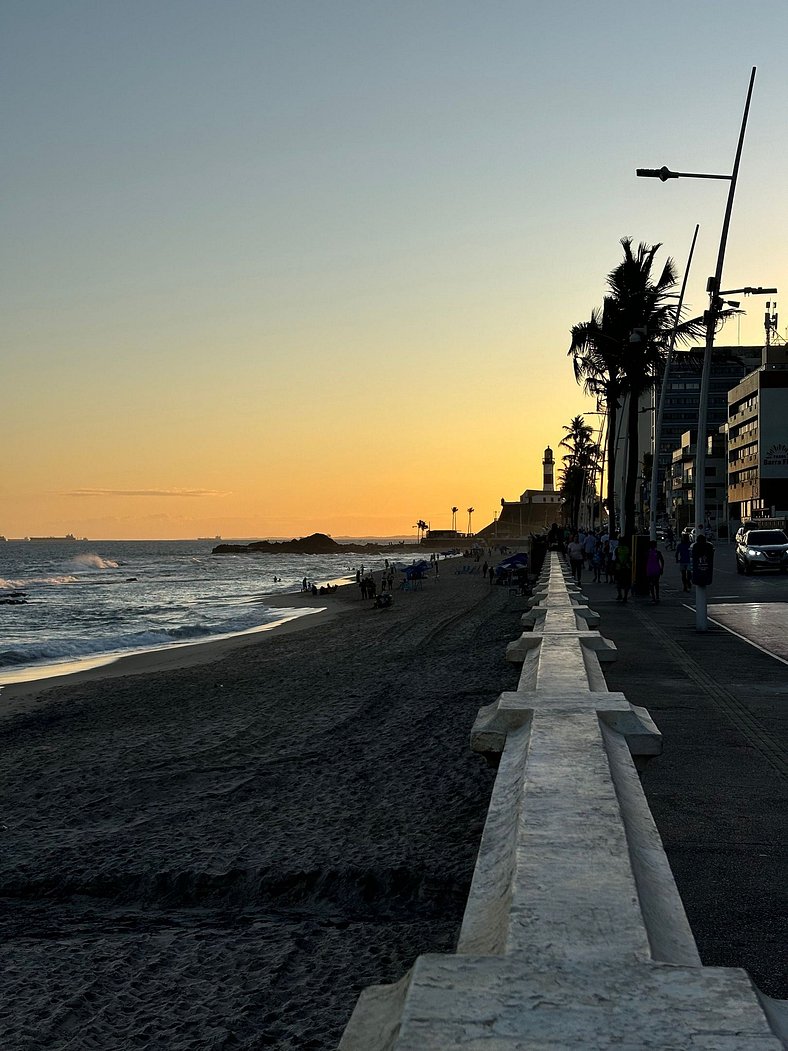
[63,553,120,570]
[1,575,79,589]
[0,608,309,671]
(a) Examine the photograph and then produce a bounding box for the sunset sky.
[3,2,788,539]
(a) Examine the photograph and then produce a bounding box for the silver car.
[735,529,788,575]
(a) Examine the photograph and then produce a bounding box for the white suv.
[735,529,788,575]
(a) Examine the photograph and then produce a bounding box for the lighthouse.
[542,446,555,492]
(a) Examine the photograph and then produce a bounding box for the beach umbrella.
[496,552,529,573]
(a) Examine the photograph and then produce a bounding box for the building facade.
[669,429,727,535]
[727,346,788,521]
[654,346,762,524]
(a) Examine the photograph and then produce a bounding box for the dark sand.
[0,563,521,1050]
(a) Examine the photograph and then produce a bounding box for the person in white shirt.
[567,535,584,583]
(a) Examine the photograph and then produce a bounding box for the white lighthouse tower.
[542,446,555,492]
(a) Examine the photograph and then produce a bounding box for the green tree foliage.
[559,415,599,528]
[569,238,706,537]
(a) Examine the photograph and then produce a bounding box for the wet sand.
[0,560,522,1050]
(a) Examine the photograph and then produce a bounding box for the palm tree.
[570,239,706,537]
[451,506,459,531]
[569,299,622,535]
[467,507,474,534]
[606,239,705,534]
[559,415,599,527]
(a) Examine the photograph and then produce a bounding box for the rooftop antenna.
[764,300,781,345]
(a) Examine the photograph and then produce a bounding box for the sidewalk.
[577,571,788,999]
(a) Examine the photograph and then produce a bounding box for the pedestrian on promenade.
[646,540,665,604]
[675,532,692,592]
[592,540,604,583]
[615,537,632,603]
[567,534,584,583]
[583,531,596,569]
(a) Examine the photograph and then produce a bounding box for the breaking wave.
[63,553,120,571]
[0,609,311,671]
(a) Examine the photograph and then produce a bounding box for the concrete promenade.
[341,551,787,1048]
[584,566,787,1001]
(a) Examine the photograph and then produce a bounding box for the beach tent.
[399,559,431,580]
[495,552,529,574]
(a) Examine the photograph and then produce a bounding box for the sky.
[2,1,787,539]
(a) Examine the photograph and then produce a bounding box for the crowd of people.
[300,578,339,596]
[552,522,704,605]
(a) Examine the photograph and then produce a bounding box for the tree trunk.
[623,391,640,538]
[606,392,618,537]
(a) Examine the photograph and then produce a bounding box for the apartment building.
[669,429,727,535]
[654,346,762,522]
[727,345,788,521]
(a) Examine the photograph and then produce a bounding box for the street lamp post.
[648,224,700,543]
[637,65,763,631]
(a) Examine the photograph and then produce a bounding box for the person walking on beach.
[567,534,583,584]
[645,540,664,604]
[675,532,692,592]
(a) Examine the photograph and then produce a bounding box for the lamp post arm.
[636,167,731,181]
[719,286,777,296]
[650,224,700,541]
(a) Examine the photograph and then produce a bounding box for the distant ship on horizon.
[198,535,222,541]
[27,534,87,542]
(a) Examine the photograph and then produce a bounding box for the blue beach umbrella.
[495,552,529,574]
[399,559,431,580]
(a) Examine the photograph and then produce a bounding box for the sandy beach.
[0,559,522,1050]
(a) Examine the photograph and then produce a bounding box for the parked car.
[735,529,788,574]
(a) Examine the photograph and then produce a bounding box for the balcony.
[728,404,758,424]
[729,482,758,502]
[729,452,759,470]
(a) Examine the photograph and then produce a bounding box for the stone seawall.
[340,552,787,1049]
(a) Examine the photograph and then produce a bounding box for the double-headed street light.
[636,65,776,631]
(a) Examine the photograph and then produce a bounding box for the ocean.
[0,539,417,686]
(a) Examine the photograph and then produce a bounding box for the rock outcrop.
[212,533,415,555]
